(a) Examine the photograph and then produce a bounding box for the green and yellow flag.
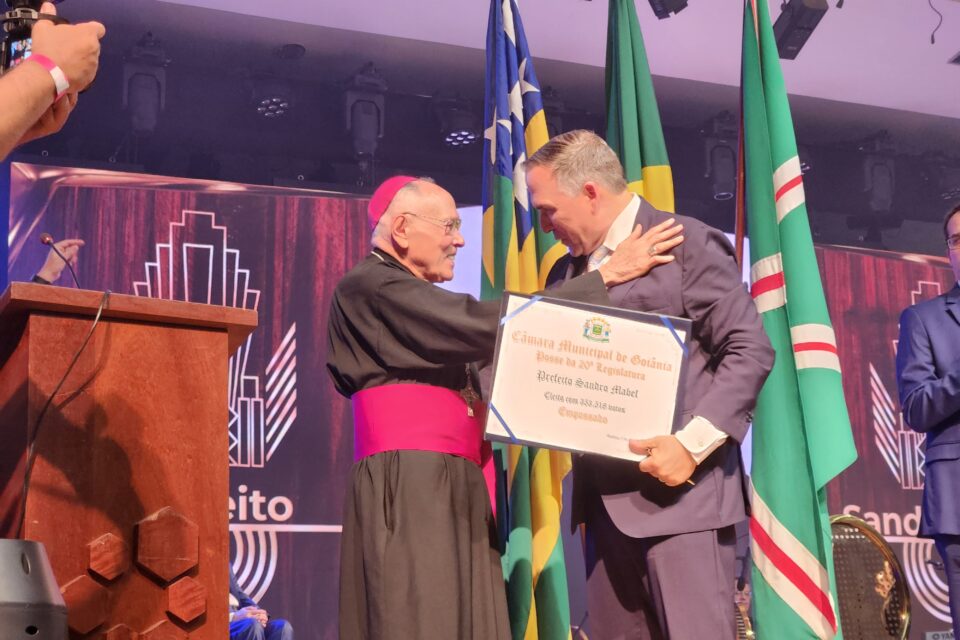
[481,0,572,638]
[605,0,675,213]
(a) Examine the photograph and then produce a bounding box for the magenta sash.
[352,384,496,517]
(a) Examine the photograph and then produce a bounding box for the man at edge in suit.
[525,130,775,639]
[896,202,960,635]
[230,568,293,640]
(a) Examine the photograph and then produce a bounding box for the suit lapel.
[570,254,587,279]
[545,253,578,286]
[607,199,657,305]
[946,283,960,327]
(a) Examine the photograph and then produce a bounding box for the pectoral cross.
[459,364,481,417]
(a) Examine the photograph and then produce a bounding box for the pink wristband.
[27,54,70,101]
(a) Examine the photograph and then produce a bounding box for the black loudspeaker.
[648,0,688,19]
[0,540,67,639]
[773,0,829,60]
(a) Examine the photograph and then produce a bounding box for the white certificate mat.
[484,293,691,462]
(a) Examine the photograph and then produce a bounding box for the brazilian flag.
[606,0,675,213]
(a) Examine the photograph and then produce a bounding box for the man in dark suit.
[896,202,960,634]
[525,130,775,639]
[229,569,294,640]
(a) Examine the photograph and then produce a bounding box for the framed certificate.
[484,293,691,462]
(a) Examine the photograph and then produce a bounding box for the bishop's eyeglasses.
[404,212,462,235]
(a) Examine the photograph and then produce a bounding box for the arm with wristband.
[0,1,104,158]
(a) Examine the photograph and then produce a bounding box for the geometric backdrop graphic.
[232,526,279,604]
[132,208,299,469]
[130,208,300,600]
[870,362,926,492]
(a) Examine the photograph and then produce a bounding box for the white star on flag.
[519,58,540,95]
[501,0,516,44]
[484,107,513,166]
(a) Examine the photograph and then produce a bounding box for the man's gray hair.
[524,130,628,195]
[370,176,437,245]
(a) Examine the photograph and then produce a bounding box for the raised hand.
[36,237,84,283]
[31,2,105,93]
[598,218,684,287]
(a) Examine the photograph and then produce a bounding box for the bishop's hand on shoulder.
[597,218,684,287]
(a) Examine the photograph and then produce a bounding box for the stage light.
[542,86,565,138]
[773,0,829,60]
[434,96,480,148]
[702,111,738,202]
[244,44,305,120]
[847,132,900,243]
[345,63,387,160]
[0,540,67,639]
[648,0,688,19]
[938,168,960,202]
[707,142,736,201]
[858,132,896,213]
[922,154,960,202]
[863,155,895,213]
[252,76,294,119]
[122,32,169,136]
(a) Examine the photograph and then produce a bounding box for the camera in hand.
[0,0,66,72]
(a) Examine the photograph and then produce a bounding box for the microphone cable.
[929,0,943,44]
[15,290,111,538]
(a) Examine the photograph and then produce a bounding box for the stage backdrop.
[6,163,956,639]
[819,244,956,639]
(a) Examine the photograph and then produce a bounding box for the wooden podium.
[0,282,258,639]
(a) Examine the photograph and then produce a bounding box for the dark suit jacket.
[230,569,257,611]
[896,283,960,536]
[549,197,774,538]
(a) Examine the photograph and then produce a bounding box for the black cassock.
[327,248,606,640]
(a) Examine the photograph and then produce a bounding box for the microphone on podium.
[39,233,81,289]
[17,236,109,538]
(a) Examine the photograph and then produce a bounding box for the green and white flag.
[740,1,858,638]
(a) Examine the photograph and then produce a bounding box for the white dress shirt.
[587,196,729,464]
